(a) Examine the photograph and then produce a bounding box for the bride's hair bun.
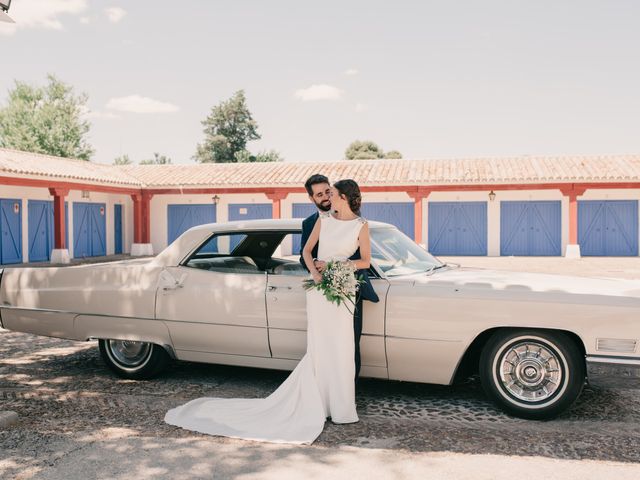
[333,179,362,215]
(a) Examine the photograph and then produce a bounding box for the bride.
[164,179,371,444]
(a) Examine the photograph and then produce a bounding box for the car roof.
[189,217,393,232]
[152,216,395,267]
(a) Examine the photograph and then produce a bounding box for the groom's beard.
[315,200,332,212]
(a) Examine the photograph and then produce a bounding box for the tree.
[194,90,261,163]
[384,150,403,159]
[254,150,283,162]
[345,140,402,160]
[0,74,94,160]
[113,154,132,165]
[139,152,172,165]
[234,149,283,163]
[345,140,384,160]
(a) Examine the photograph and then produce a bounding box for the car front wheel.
[479,330,585,419]
[99,339,170,379]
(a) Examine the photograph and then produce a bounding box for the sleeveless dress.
[164,212,366,444]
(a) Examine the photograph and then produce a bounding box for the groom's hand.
[314,260,326,272]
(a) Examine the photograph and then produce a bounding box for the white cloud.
[106,95,179,114]
[79,16,91,25]
[105,7,126,24]
[79,105,119,120]
[0,0,88,36]
[86,110,120,119]
[355,103,367,113]
[294,84,344,102]
[345,68,359,76]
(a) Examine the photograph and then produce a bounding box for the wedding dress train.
[164,212,366,444]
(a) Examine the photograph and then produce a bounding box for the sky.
[2,0,640,165]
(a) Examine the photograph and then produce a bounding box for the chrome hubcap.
[108,340,151,367]
[499,341,563,402]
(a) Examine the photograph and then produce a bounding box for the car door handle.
[267,286,291,291]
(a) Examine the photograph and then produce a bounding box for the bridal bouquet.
[302,260,365,314]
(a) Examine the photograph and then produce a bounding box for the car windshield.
[370,227,443,277]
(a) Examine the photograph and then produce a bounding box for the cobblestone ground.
[2,257,640,479]
[1,327,640,479]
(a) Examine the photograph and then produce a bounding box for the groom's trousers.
[353,293,363,382]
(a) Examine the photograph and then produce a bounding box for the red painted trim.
[131,194,142,244]
[567,194,579,244]
[406,190,431,243]
[2,173,638,197]
[48,188,67,249]
[0,176,140,195]
[265,192,288,219]
[141,192,152,243]
[146,187,298,195]
[145,182,640,197]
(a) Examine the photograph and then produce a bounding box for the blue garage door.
[360,202,415,239]
[228,203,273,250]
[292,203,318,255]
[500,201,561,256]
[428,202,487,255]
[0,199,22,265]
[73,203,106,258]
[28,200,69,262]
[578,200,639,256]
[167,205,217,251]
[114,204,123,254]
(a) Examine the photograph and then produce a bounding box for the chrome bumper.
[586,355,640,389]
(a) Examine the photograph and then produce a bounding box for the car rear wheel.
[479,330,585,419]
[99,339,170,379]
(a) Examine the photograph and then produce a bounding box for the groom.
[299,174,380,383]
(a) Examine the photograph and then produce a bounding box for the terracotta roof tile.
[0,148,142,186]
[2,148,640,189]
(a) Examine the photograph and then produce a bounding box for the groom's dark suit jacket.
[298,211,379,303]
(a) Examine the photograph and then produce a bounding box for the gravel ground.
[1,257,639,479]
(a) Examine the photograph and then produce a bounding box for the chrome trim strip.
[385,335,461,343]
[0,305,157,321]
[586,355,640,389]
[586,355,640,365]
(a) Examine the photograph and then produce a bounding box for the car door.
[265,232,390,378]
[155,232,271,360]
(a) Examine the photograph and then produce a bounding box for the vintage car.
[1,218,639,419]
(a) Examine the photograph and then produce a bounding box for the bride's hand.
[312,272,323,284]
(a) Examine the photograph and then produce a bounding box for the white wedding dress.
[164,212,367,444]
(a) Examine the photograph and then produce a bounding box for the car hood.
[400,266,640,299]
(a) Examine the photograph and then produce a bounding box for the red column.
[407,190,431,244]
[560,186,586,245]
[131,193,143,244]
[141,192,153,243]
[48,187,69,249]
[266,191,289,219]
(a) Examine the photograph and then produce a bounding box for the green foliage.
[345,140,383,160]
[345,140,403,160]
[0,74,94,160]
[139,152,172,165]
[194,90,261,163]
[113,154,132,165]
[234,149,283,163]
[384,150,403,159]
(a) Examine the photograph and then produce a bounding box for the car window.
[268,233,307,276]
[370,227,442,276]
[183,233,262,274]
